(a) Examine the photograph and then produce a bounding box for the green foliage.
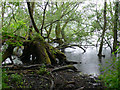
[2,68,24,88]
[2,33,23,47]
[10,73,22,83]
[99,48,120,89]
[2,20,28,37]
[33,33,44,41]
[37,64,50,75]
[9,2,20,6]
[2,69,10,88]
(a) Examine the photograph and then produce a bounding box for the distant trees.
[97,0,119,56]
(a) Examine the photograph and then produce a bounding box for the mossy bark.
[20,34,67,65]
[2,33,67,65]
[31,41,51,64]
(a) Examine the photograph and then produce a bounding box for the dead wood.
[56,44,86,53]
[51,65,77,73]
[65,60,81,64]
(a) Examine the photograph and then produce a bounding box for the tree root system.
[3,64,105,89]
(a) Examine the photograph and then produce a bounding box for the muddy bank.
[3,64,105,90]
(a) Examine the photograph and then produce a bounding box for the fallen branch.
[65,60,81,64]
[56,44,86,53]
[51,65,77,73]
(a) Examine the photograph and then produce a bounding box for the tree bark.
[47,24,52,42]
[20,34,67,65]
[61,20,69,42]
[28,2,35,40]
[27,1,39,33]
[98,0,107,57]
[113,1,119,54]
[55,21,63,46]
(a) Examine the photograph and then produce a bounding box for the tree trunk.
[28,2,35,40]
[113,1,119,54]
[55,21,63,46]
[98,0,107,57]
[27,1,39,33]
[61,20,69,42]
[47,24,53,42]
[20,34,67,65]
[25,1,67,65]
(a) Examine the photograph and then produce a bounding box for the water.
[65,46,113,76]
[3,43,114,76]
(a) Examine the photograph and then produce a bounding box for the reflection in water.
[65,47,113,76]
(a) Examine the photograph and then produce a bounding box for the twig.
[44,3,80,29]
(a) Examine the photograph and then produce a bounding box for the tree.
[98,0,107,57]
[2,2,69,65]
[113,1,119,54]
[28,2,35,40]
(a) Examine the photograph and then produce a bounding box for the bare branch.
[40,1,49,36]
[44,3,80,29]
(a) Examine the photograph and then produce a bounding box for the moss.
[33,33,45,42]
[43,48,51,64]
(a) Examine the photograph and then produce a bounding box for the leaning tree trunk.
[98,0,107,57]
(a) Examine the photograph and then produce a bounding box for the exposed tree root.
[52,65,77,73]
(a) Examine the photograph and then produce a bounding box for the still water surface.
[65,46,113,76]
